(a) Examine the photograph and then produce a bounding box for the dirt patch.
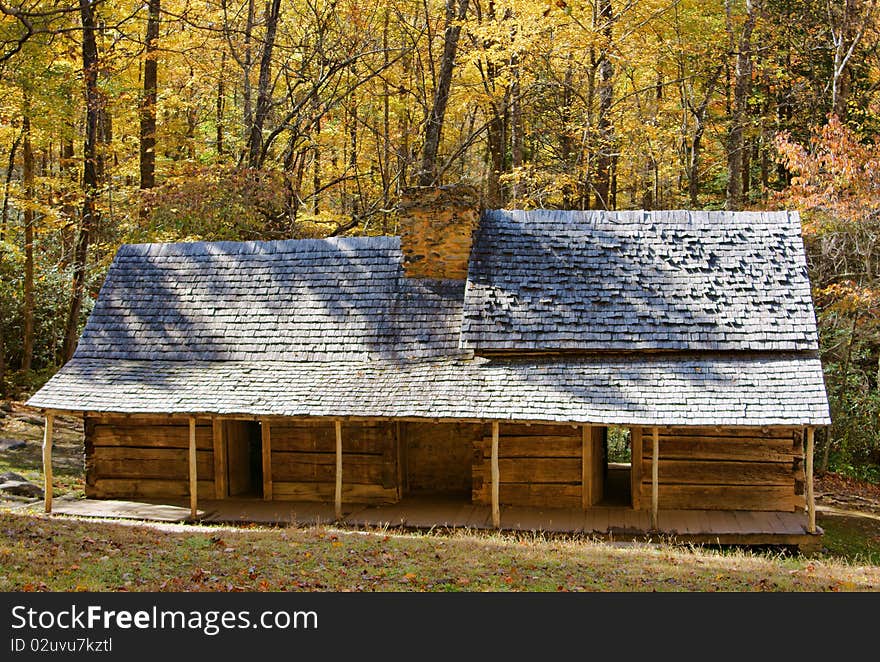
[816,472,880,516]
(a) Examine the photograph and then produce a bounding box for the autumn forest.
[0,0,878,477]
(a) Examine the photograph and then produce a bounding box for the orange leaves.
[775,115,880,224]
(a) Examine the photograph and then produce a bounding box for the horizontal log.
[641,459,795,486]
[641,426,795,439]
[270,452,385,484]
[636,484,800,512]
[497,423,581,437]
[271,481,398,504]
[473,482,582,508]
[88,415,207,427]
[93,446,213,462]
[474,457,581,483]
[93,455,214,480]
[642,438,798,462]
[270,426,391,454]
[87,478,214,499]
[475,436,581,458]
[91,425,212,450]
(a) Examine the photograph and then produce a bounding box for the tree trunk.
[510,57,523,202]
[725,0,756,211]
[686,66,722,207]
[63,0,101,363]
[418,0,469,186]
[139,0,160,191]
[485,109,505,207]
[594,0,614,210]
[217,51,225,155]
[247,0,282,169]
[0,128,22,241]
[22,90,34,372]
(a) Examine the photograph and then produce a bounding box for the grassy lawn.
[1,404,879,592]
[0,510,878,592]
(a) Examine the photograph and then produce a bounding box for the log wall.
[635,427,805,512]
[269,420,398,504]
[85,416,216,499]
[472,424,586,508]
[401,422,482,495]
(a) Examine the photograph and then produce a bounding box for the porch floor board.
[50,497,821,548]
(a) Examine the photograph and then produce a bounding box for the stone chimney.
[397,184,481,280]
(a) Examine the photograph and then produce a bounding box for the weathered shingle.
[461,210,819,352]
[27,354,830,426]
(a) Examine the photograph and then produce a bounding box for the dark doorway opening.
[601,426,632,507]
[226,421,263,498]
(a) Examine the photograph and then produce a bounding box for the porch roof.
[27,353,830,427]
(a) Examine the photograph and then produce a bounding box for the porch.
[49,496,822,549]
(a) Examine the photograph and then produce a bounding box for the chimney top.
[397,185,482,280]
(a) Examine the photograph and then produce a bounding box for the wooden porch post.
[806,427,816,534]
[188,416,197,519]
[335,420,343,520]
[212,418,227,499]
[261,418,273,500]
[651,427,659,530]
[42,413,54,513]
[491,421,500,528]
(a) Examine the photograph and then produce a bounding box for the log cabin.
[27,186,830,545]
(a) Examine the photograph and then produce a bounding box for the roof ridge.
[117,234,400,257]
[482,208,796,226]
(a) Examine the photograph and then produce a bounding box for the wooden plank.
[646,485,798,511]
[645,438,796,462]
[582,425,591,509]
[212,418,227,499]
[272,481,398,504]
[631,427,642,510]
[806,427,816,533]
[91,424,213,450]
[269,452,385,483]
[648,426,795,439]
[261,419,273,500]
[491,421,500,528]
[93,455,213,479]
[641,459,795,486]
[42,414,54,513]
[476,436,581,458]
[473,483,583,508]
[94,445,213,463]
[651,427,659,529]
[188,417,197,518]
[335,419,343,519]
[473,458,581,483]
[271,421,393,454]
[495,423,582,437]
[88,479,215,499]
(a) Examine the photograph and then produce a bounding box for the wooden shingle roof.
[75,237,465,362]
[462,210,818,353]
[28,210,830,426]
